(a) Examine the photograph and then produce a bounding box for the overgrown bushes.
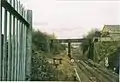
[94,41,120,73]
[31,30,66,80]
[31,50,58,81]
[80,29,119,73]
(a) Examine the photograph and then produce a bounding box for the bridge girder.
[51,38,87,43]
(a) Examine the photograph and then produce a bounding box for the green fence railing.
[0,0,32,81]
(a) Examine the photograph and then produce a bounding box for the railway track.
[81,60,118,82]
[73,56,118,82]
[76,60,103,82]
[86,59,118,77]
[84,60,119,82]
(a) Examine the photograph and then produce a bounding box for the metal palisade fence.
[0,0,32,81]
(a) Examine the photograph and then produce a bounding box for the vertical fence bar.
[18,4,23,80]
[20,21,23,80]
[0,0,2,80]
[22,23,24,80]
[24,24,27,80]
[24,11,27,80]
[14,0,18,80]
[26,10,32,81]
[2,8,8,81]
[16,20,20,80]
[20,23,23,80]
[17,1,20,80]
[21,6,24,80]
[18,21,21,80]
[18,20,21,80]
[19,4,23,80]
[20,7,23,80]
[11,0,16,80]
[7,0,12,81]
[22,10,26,80]
[18,2,21,80]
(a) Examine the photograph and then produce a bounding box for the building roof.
[102,25,120,33]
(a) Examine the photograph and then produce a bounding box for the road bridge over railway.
[50,38,94,59]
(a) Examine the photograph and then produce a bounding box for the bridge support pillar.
[47,39,50,53]
[68,42,71,58]
[88,39,94,60]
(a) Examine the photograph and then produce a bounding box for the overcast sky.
[21,0,120,39]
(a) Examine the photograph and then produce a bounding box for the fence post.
[0,0,2,80]
[26,10,32,81]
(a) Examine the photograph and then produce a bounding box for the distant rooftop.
[102,25,120,33]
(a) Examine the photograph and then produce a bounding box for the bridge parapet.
[51,38,87,43]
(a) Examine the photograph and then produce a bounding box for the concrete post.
[26,10,32,81]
